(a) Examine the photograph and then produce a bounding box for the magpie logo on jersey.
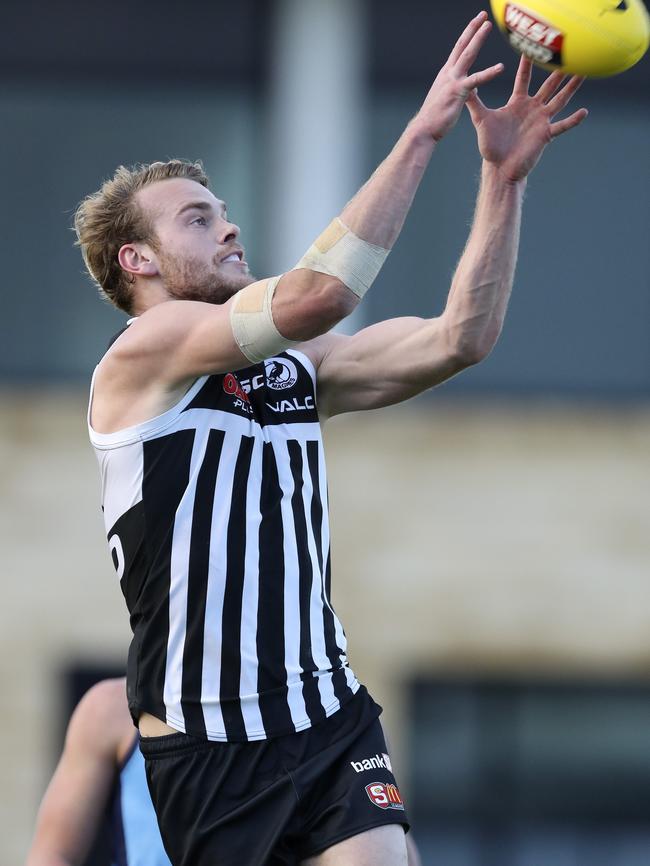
[365,782,405,811]
[264,357,298,391]
[350,752,392,773]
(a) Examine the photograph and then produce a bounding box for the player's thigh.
[300,824,407,866]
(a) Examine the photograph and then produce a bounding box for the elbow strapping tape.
[230,275,297,364]
[293,217,389,299]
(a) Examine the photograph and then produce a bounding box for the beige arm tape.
[230,275,299,364]
[293,217,390,299]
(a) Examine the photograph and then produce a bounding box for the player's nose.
[217,218,240,244]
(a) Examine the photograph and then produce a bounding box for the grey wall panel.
[0,0,267,85]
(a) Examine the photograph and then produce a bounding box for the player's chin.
[209,273,256,305]
[228,270,257,293]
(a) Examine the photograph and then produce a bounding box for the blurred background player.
[25,678,171,866]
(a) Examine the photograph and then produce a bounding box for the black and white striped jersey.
[88,349,359,742]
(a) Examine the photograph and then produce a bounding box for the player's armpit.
[312,315,474,419]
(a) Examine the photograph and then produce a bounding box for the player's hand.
[466,55,588,182]
[413,11,505,142]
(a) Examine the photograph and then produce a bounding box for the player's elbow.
[282,275,358,340]
[445,325,499,370]
[312,276,358,321]
[454,340,494,368]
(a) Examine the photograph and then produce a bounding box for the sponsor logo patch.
[365,782,405,811]
[238,373,265,394]
[266,396,315,413]
[264,357,298,391]
[350,752,392,773]
[223,372,253,414]
[504,3,564,66]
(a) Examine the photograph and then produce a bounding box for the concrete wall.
[2,392,649,861]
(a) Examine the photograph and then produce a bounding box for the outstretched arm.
[309,57,588,418]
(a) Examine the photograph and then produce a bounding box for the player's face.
[137,178,254,304]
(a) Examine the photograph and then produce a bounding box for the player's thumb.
[465,89,486,123]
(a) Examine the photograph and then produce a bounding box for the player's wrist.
[405,114,442,149]
[481,160,528,193]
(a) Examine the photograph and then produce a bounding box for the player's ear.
[118,243,159,278]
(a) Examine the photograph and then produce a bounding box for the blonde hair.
[74,159,209,314]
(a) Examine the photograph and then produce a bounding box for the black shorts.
[140,687,409,865]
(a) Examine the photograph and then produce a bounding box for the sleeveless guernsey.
[89,350,359,742]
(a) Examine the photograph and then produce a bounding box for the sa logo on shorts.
[365,782,405,811]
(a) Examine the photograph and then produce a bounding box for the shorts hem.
[297,816,411,860]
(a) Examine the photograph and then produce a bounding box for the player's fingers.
[535,70,566,104]
[466,62,505,91]
[456,20,494,73]
[546,75,585,116]
[550,107,589,138]
[512,54,533,95]
[466,89,489,123]
[449,11,489,65]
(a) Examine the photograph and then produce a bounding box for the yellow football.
[489,0,650,76]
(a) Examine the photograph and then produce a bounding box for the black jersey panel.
[256,442,293,737]
[140,429,196,721]
[306,442,351,705]
[106,499,147,614]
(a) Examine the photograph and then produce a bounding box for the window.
[408,677,650,865]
